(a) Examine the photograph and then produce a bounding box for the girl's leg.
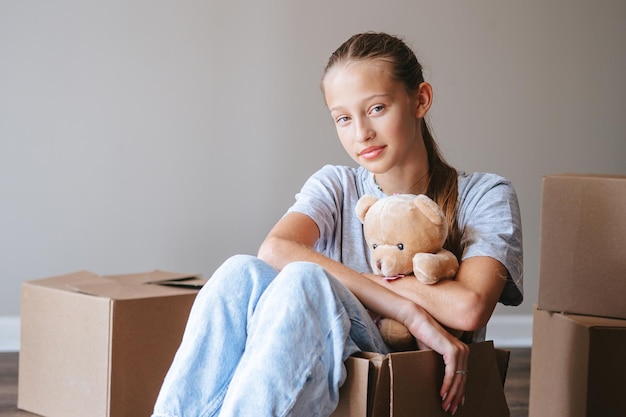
[152,254,279,417]
[218,261,387,417]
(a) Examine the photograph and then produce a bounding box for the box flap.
[331,355,371,417]
[368,355,390,417]
[494,348,510,386]
[23,271,101,291]
[71,271,205,300]
[105,270,199,285]
[388,341,509,417]
[151,277,206,288]
[25,270,205,300]
[566,313,626,330]
[535,306,626,329]
[333,351,391,417]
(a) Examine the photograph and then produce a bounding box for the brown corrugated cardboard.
[538,174,626,319]
[332,341,510,417]
[18,270,205,417]
[529,307,626,417]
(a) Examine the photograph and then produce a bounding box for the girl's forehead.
[323,60,402,107]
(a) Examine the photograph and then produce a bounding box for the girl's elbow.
[257,235,299,270]
[257,236,281,266]
[457,293,496,331]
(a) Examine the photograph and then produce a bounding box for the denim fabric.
[152,254,388,417]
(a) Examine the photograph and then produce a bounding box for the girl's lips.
[358,146,385,160]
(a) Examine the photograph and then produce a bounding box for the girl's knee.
[276,262,335,294]
[213,254,271,277]
[219,254,259,270]
[206,254,277,291]
[281,260,325,274]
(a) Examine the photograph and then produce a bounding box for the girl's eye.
[397,243,404,250]
[371,105,384,114]
[336,116,350,125]
[372,243,378,250]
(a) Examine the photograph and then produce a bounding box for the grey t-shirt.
[286,165,523,318]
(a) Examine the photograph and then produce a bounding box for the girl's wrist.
[396,299,427,335]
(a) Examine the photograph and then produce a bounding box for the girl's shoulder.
[457,171,516,198]
[310,164,370,189]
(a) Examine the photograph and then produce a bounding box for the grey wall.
[1,1,625,318]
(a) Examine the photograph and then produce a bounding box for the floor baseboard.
[0,316,20,352]
[0,314,533,352]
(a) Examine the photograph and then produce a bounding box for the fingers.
[440,340,469,414]
[399,303,470,414]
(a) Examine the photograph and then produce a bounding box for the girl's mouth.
[358,146,385,160]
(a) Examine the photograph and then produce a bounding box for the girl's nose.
[355,119,374,142]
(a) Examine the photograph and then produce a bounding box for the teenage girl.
[152,32,523,417]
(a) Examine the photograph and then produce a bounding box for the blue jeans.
[152,254,388,417]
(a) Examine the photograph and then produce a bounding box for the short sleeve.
[458,173,524,306]
[284,165,372,273]
[286,166,344,253]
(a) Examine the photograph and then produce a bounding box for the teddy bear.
[355,193,459,350]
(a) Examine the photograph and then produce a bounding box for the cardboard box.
[529,307,626,417]
[332,341,510,417]
[538,174,626,319]
[18,270,205,417]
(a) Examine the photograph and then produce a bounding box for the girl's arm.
[364,256,508,332]
[258,211,468,413]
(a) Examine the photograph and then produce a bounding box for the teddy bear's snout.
[374,255,403,277]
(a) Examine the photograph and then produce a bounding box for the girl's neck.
[374,168,430,195]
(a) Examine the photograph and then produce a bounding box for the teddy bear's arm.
[377,317,417,351]
[413,249,459,285]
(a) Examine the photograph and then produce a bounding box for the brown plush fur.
[356,194,459,350]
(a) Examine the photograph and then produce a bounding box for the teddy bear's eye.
[397,243,404,250]
[372,243,378,250]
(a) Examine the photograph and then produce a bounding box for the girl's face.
[323,59,427,175]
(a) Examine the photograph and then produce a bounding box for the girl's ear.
[415,82,433,118]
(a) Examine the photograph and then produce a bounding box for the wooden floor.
[0,349,530,416]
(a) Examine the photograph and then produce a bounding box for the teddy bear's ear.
[355,195,378,223]
[412,194,446,227]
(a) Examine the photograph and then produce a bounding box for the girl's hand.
[433,332,469,415]
[401,303,470,414]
